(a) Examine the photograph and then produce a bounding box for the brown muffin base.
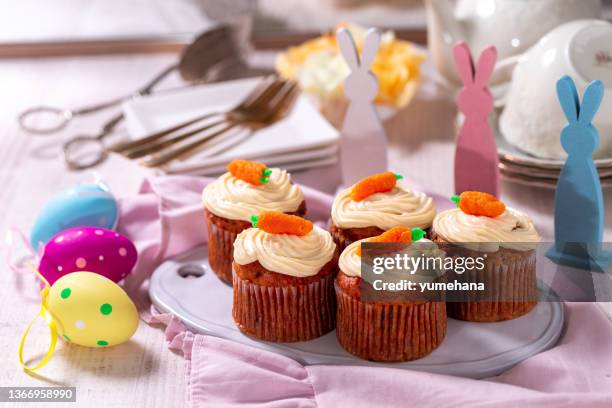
[330,224,431,253]
[431,231,537,322]
[205,201,306,284]
[335,276,447,362]
[232,259,337,342]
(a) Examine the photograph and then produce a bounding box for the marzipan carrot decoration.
[228,159,273,185]
[350,172,403,201]
[451,191,505,218]
[250,212,313,236]
[357,227,425,256]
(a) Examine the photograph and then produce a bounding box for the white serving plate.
[122,77,340,175]
[149,245,565,379]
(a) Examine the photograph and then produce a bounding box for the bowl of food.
[276,23,426,127]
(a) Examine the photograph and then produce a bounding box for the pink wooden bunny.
[453,42,499,197]
[337,27,388,187]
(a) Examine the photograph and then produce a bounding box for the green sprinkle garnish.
[411,228,425,242]
[63,334,71,342]
[100,303,113,315]
[451,195,461,207]
[262,169,273,176]
[259,177,269,184]
[250,215,259,228]
[97,340,109,347]
[60,288,71,299]
[393,173,404,180]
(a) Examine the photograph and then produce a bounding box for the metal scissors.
[17,25,241,169]
[58,65,175,169]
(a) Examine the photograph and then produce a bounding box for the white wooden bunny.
[337,27,388,187]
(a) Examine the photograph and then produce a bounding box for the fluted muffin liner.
[335,283,447,362]
[445,249,537,322]
[233,271,336,342]
[206,213,245,284]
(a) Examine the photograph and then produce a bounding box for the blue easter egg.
[30,183,118,249]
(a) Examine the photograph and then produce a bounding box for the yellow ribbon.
[19,263,59,371]
[19,288,58,371]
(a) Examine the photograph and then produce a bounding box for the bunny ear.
[453,42,475,86]
[360,28,381,69]
[337,27,360,70]
[556,76,580,123]
[578,80,604,126]
[473,46,497,87]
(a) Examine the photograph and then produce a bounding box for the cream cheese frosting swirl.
[433,207,541,252]
[331,184,436,230]
[233,226,336,277]
[202,169,304,221]
[339,238,443,279]
[338,240,363,277]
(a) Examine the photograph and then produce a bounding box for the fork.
[110,76,286,159]
[137,78,299,167]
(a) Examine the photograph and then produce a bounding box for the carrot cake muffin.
[432,191,541,322]
[232,212,338,342]
[203,160,306,284]
[335,227,447,362]
[331,172,436,251]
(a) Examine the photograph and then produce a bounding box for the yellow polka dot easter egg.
[45,272,138,347]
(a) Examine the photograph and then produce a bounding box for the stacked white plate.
[494,115,612,189]
[122,78,340,176]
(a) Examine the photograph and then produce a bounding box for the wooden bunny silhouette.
[337,27,388,187]
[453,42,499,197]
[548,76,611,271]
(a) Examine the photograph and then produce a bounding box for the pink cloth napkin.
[119,176,612,408]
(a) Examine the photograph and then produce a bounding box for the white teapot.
[425,0,601,91]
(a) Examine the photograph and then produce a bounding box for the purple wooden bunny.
[453,42,499,197]
[337,27,388,187]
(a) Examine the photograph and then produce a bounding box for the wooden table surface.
[0,53,187,408]
[1,50,611,407]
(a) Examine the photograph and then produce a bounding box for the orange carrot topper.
[227,159,273,186]
[451,191,505,218]
[350,172,403,201]
[356,226,425,256]
[250,211,313,236]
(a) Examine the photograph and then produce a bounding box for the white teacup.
[500,19,612,160]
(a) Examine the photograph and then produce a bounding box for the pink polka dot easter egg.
[38,227,137,285]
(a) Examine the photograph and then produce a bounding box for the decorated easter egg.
[38,227,137,285]
[30,183,118,249]
[45,272,138,347]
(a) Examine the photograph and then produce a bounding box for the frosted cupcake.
[202,160,305,284]
[432,191,541,322]
[232,212,338,342]
[335,227,447,362]
[331,172,436,251]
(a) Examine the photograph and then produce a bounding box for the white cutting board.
[149,245,565,379]
[122,78,340,174]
